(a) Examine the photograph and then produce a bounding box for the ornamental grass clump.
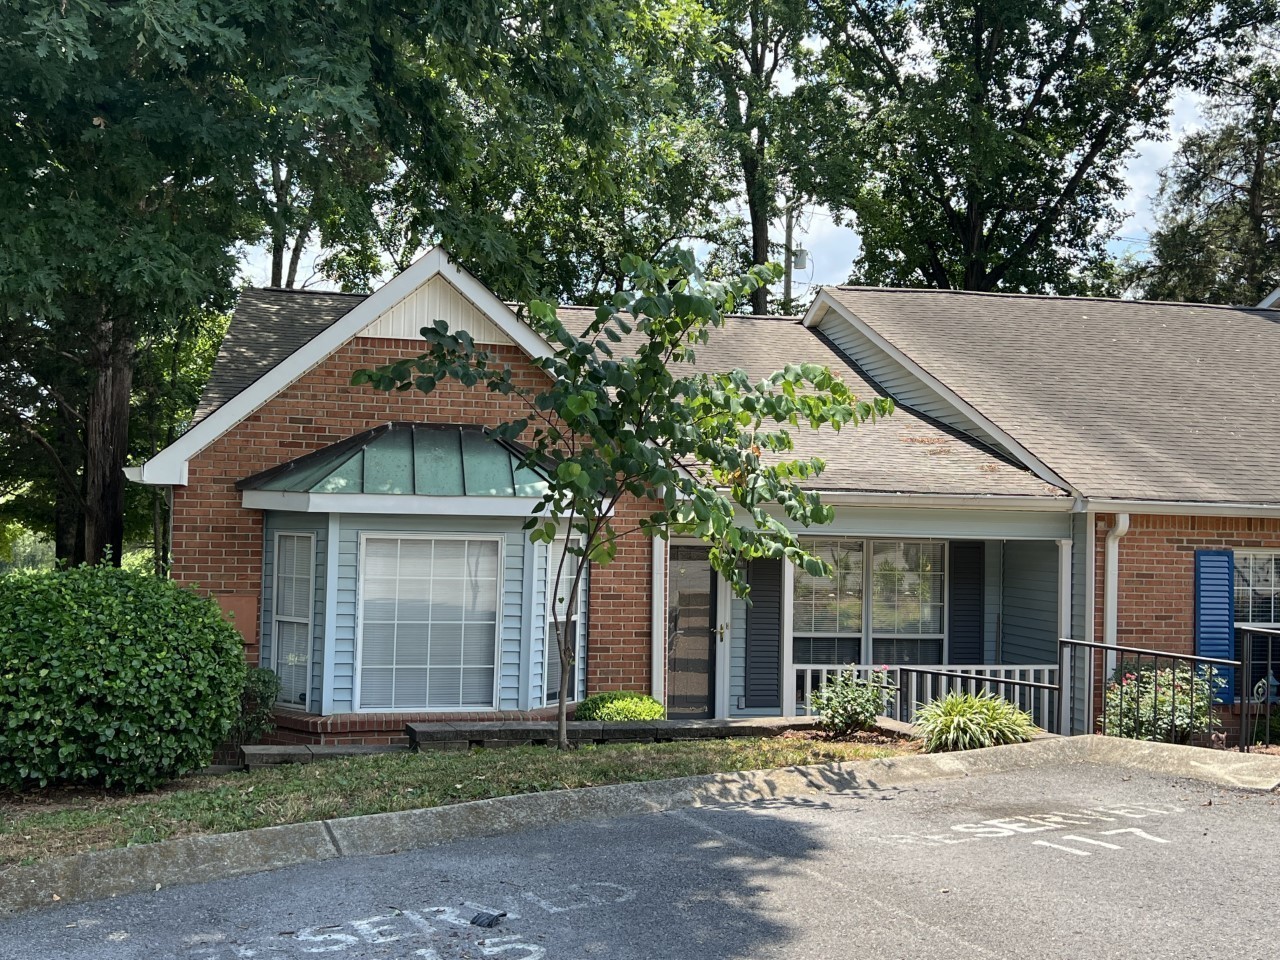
[807,669,896,737]
[913,691,1038,753]
[0,565,246,791]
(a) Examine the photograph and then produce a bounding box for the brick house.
[128,250,1280,743]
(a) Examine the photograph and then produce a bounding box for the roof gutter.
[1103,513,1131,651]
[1086,498,1280,518]
[813,491,1076,511]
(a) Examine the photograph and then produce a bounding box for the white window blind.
[358,536,500,710]
[273,533,314,707]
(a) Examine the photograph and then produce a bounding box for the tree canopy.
[797,0,1276,292]
[1131,59,1280,305]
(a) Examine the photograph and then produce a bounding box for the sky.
[241,93,1208,301]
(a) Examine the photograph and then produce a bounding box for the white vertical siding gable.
[360,274,514,344]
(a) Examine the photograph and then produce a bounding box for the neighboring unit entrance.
[667,545,717,718]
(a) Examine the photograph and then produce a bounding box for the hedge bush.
[913,691,1038,753]
[0,565,247,791]
[574,691,665,722]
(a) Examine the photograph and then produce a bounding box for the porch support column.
[1057,538,1072,641]
[650,536,666,705]
[782,560,796,717]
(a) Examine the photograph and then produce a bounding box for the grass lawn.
[0,735,914,868]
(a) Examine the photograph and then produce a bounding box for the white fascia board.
[1257,287,1280,309]
[242,490,546,517]
[805,290,1077,496]
[813,490,1077,512]
[1085,498,1280,518]
[132,246,556,487]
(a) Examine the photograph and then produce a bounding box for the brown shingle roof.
[825,287,1280,504]
[193,289,1059,499]
[556,306,1062,498]
[194,288,368,422]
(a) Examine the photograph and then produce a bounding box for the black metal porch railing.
[1240,626,1280,749]
[891,666,1061,732]
[1058,638,1242,749]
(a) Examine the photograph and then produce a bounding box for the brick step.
[404,717,821,751]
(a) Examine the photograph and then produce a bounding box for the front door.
[667,545,717,719]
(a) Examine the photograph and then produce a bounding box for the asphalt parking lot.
[5,760,1279,960]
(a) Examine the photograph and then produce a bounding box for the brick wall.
[1092,513,1280,655]
[171,334,652,698]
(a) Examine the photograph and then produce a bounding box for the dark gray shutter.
[947,542,984,665]
[744,559,783,709]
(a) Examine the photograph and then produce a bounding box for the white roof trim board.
[131,247,553,486]
[803,290,1078,496]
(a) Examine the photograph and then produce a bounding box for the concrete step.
[240,743,409,771]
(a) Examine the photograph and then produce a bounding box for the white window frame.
[272,531,315,709]
[791,537,865,664]
[354,532,504,713]
[792,537,949,666]
[1233,548,1280,631]
[544,536,586,705]
[867,539,949,666]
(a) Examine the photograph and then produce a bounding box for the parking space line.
[669,809,1003,958]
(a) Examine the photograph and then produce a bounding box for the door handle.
[717,623,726,642]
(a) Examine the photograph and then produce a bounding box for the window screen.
[273,533,314,707]
[1236,552,1280,626]
[359,537,500,710]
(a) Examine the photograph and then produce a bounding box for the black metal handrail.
[1060,638,1242,749]
[1240,627,1280,750]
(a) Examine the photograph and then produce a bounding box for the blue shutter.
[1194,549,1235,703]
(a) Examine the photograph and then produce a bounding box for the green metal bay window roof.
[237,423,549,498]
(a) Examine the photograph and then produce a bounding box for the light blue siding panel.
[1071,514,1088,641]
[983,540,1003,662]
[530,541,548,708]
[812,506,1071,541]
[499,539,524,710]
[1001,541,1059,663]
[817,311,1006,452]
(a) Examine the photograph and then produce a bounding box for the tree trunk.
[743,151,772,315]
[83,313,134,566]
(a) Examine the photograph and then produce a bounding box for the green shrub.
[575,691,665,722]
[1100,663,1220,743]
[1253,711,1280,746]
[807,669,895,736]
[913,691,1038,752]
[230,667,282,745]
[0,565,246,791]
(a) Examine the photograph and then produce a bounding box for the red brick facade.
[171,334,653,739]
[1091,513,1280,655]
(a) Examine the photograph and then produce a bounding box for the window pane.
[793,538,863,636]
[359,537,499,709]
[462,667,495,706]
[1235,553,1280,626]
[870,540,945,638]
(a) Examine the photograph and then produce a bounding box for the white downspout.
[1103,513,1131,651]
[650,537,666,705]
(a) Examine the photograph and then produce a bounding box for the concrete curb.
[5,735,1279,917]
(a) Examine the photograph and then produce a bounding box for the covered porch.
[661,505,1078,728]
